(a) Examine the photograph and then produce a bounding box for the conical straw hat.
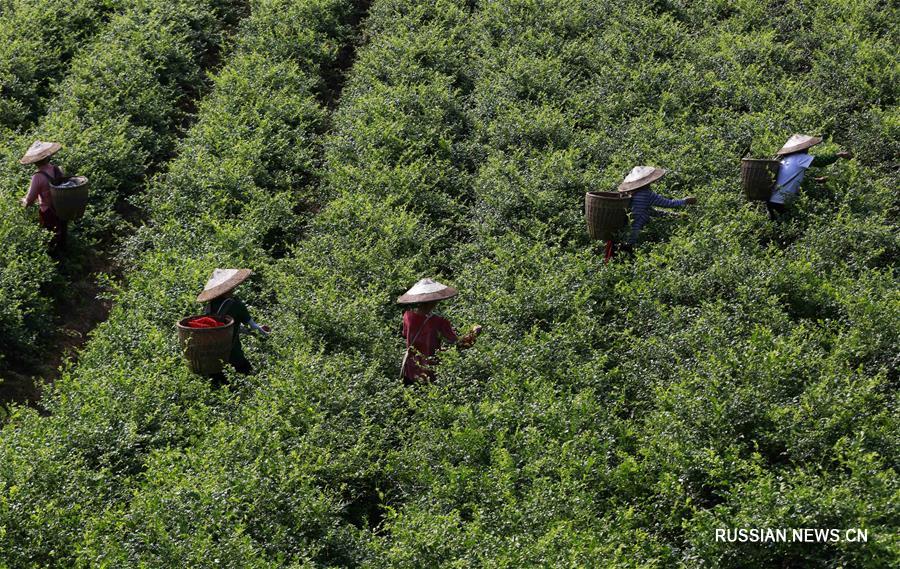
[776,134,822,155]
[19,140,61,165]
[396,278,458,304]
[197,268,253,302]
[618,166,667,192]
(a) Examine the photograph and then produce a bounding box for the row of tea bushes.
[0,0,123,132]
[271,0,484,365]
[0,0,360,565]
[372,0,898,566]
[0,0,240,372]
[0,0,123,369]
[251,1,485,558]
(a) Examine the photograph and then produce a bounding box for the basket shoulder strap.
[215,298,234,317]
[35,166,63,185]
[35,170,55,184]
[408,314,434,347]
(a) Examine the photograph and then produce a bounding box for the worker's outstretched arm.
[648,192,691,209]
[649,207,676,217]
[812,150,852,168]
[811,153,839,167]
[246,319,271,335]
[21,176,40,207]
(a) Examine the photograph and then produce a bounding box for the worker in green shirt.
[196,268,270,382]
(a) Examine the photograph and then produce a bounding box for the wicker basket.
[177,315,234,375]
[740,159,779,201]
[49,176,90,221]
[585,191,630,241]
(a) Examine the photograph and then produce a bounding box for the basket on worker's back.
[585,191,631,241]
[177,315,234,375]
[49,176,89,220]
[740,159,779,201]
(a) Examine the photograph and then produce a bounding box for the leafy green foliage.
[0,0,124,131]
[1,0,898,567]
[372,1,898,566]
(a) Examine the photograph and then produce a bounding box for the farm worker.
[19,140,67,249]
[197,268,270,379]
[618,166,697,246]
[767,134,853,219]
[397,278,481,386]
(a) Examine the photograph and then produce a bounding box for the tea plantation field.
[1,0,897,567]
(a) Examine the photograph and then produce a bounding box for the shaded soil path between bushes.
[321,0,372,110]
[0,246,115,410]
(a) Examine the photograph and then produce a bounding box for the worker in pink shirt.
[397,278,481,385]
[20,140,66,249]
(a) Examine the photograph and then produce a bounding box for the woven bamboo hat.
[777,134,822,155]
[19,140,61,165]
[397,278,458,304]
[197,268,252,303]
[618,166,667,193]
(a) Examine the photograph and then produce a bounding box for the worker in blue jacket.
[767,134,853,219]
[618,166,697,247]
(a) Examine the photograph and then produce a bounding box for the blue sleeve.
[649,192,687,209]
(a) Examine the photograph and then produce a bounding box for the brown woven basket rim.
[586,191,631,199]
[50,176,89,189]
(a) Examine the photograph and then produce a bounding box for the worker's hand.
[20,197,28,208]
[260,325,271,335]
[471,324,483,336]
[837,150,853,159]
[814,176,828,183]
[459,331,478,348]
[684,196,697,205]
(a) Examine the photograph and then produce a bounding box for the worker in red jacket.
[397,278,481,385]
[20,140,67,249]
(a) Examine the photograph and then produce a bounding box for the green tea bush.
[0,0,123,131]
[0,197,53,367]
[1,0,898,566]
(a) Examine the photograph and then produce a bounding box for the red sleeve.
[24,174,41,206]
[437,316,457,344]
